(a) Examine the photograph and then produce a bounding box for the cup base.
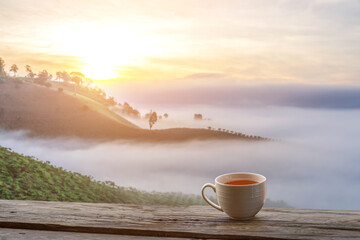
[229,216,255,221]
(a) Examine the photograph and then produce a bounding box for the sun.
[80,53,121,80]
[78,33,143,80]
[51,23,162,80]
[81,62,118,80]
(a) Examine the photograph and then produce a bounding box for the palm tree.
[10,64,18,77]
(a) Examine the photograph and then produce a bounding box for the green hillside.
[0,146,204,205]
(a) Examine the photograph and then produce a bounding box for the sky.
[1,0,359,85]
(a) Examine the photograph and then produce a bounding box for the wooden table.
[0,200,359,239]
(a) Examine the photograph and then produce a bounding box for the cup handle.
[201,183,223,212]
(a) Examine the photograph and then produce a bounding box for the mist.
[96,78,360,110]
[1,106,359,210]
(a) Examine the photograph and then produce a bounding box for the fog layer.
[1,106,359,210]
[97,79,360,109]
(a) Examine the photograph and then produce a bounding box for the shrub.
[0,146,207,206]
[44,82,52,88]
[58,87,63,93]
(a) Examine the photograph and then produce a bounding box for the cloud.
[1,0,359,83]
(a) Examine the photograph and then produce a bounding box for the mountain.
[0,79,265,142]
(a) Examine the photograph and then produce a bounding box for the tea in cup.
[201,172,266,220]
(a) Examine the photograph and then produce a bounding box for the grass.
[0,145,206,205]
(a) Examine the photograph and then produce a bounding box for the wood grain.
[0,200,359,239]
[0,228,184,240]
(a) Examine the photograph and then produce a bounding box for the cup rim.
[215,172,266,187]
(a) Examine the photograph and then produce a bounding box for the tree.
[208,126,212,130]
[59,71,72,83]
[148,111,158,130]
[70,72,85,95]
[107,96,116,106]
[70,72,85,85]
[164,113,168,119]
[56,72,62,82]
[10,64,18,77]
[71,76,82,85]
[83,77,93,87]
[0,58,6,78]
[25,65,35,79]
[121,102,140,118]
[36,70,51,85]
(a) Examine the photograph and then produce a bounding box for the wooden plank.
[0,200,359,239]
[0,228,184,240]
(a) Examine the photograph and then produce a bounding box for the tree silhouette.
[107,96,116,105]
[121,102,140,118]
[10,64,18,77]
[70,72,85,95]
[56,72,62,82]
[148,111,158,130]
[25,65,35,79]
[62,71,72,82]
[70,72,85,83]
[0,58,6,78]
[36,70,51,85]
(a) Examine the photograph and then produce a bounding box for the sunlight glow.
[51,23,162,80]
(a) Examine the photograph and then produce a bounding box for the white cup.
[201,172,266,220]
